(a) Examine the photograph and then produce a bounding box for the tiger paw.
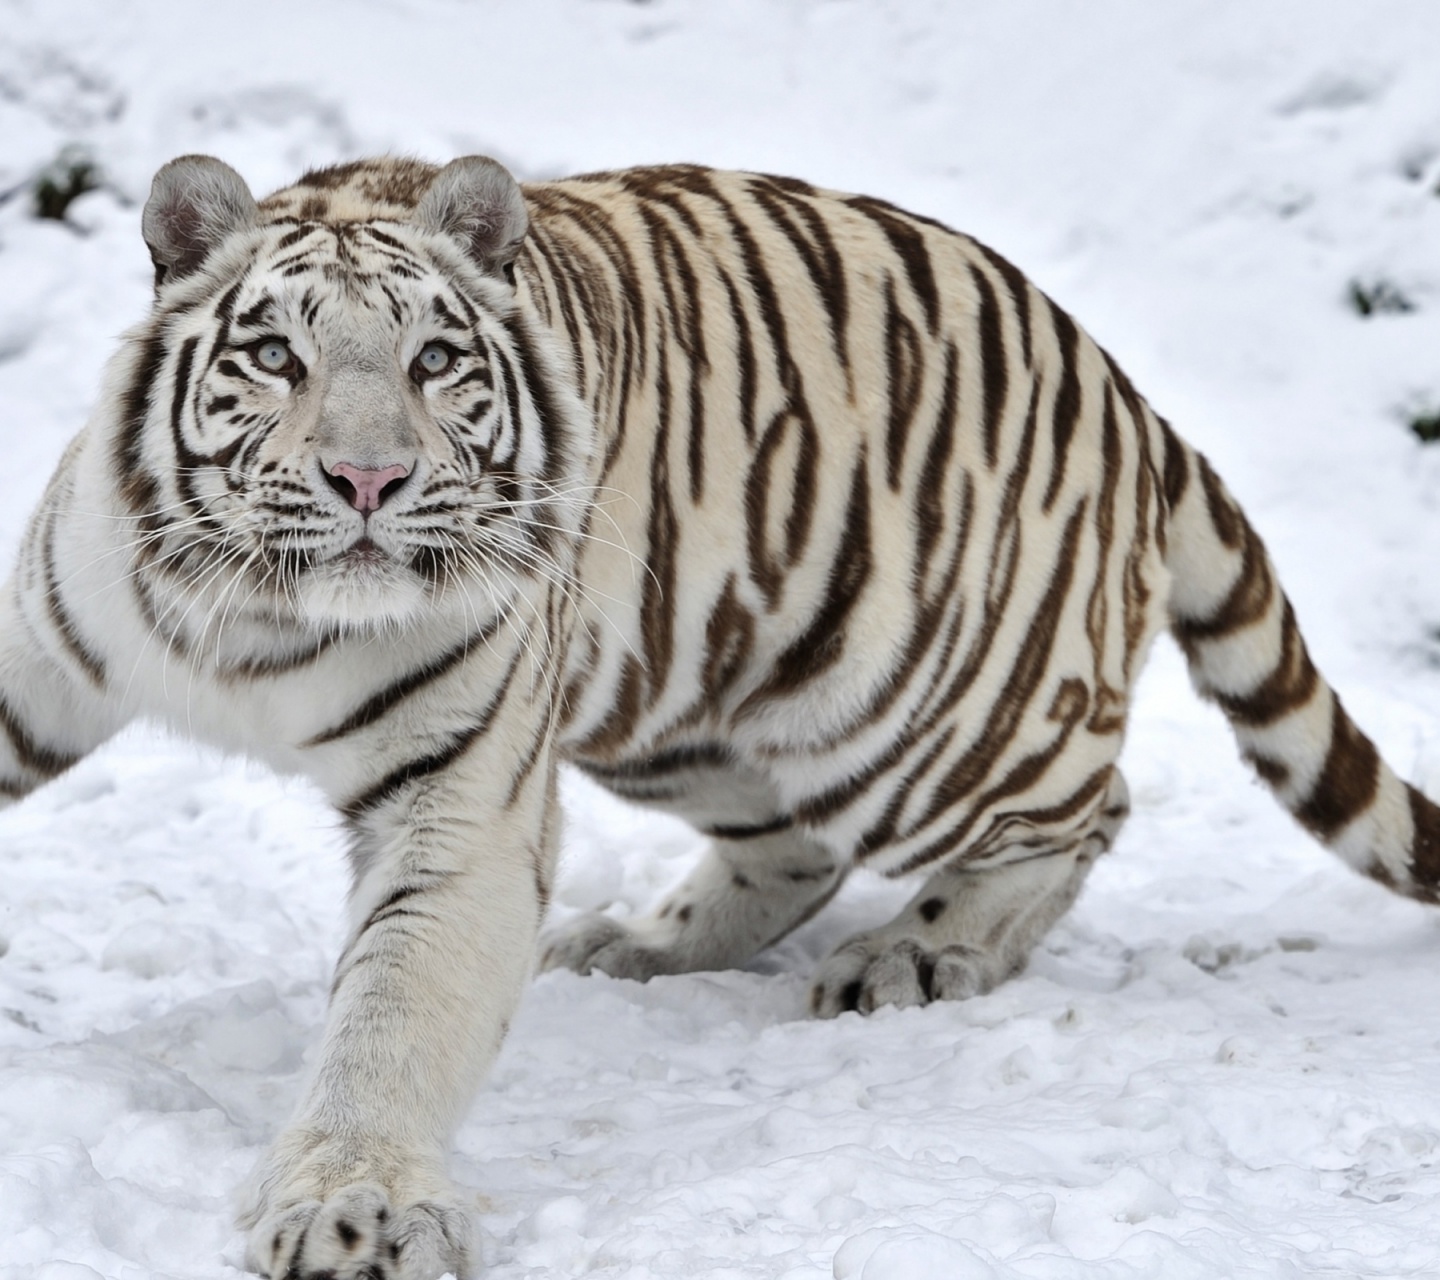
[809,934,997,1017]
[537,911,670,980]
[246,1181,474,1280]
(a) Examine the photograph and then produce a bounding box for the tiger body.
[524,166,1167,876]
[2,155,1437,1279]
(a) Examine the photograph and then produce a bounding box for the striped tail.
[1162,435,1440,902]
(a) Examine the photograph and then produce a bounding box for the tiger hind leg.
[810,770,1130,1017]
[539,823,847,980]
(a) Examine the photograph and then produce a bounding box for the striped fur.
[1,154,1435,1278]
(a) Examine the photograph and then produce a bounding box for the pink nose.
[327,462,411,513]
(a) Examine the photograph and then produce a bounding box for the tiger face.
[128,156,589,635]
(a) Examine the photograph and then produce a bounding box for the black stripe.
[362,226,414,255]
[114,332,168,513]
[131,571,189,661]
[970,265,1008,469]
[504,311,564,463]
[1158,418,1190,513]
[573,742,733,781]
[738,452,872,710]
[1211,601,1317,726]
[505,714,553,807]
[357,877,453,937]
[695,176,798,386]
[532,843,551,912]
[530,185,650,394]
[744,405,820,610]
[210,279,246,337]
[1293,700,1381,842]
[640,393,678,699]
[342,651,522,818]
[491,346,523,463]
[219,630,338,681]
[845,195,941,334]
[169,332,245,535]
[523,232,585,376]
[431,294,469,332]
[909,504,1090,834]
[974,242,1033,368]
[1407,786,1440,889]
[915,343,962,586]
[706,815,793,840]
[912,381,1041,735]
[275,225,314,251]
[750,179,850,390]
[170,336,199,443]
[42,506,106,687]
[0,693,80,779]
[451,366,494,392]
[1043,303,1083,512]
[924,763,1112,873]
[1171,519,1271,649]
[792,392,1042,828]
[882,276,922,491]
[641,206,709,501]
[304,624,497,747]
[236,297,272,331]
[718,268,758,441]
[213,357,262,385]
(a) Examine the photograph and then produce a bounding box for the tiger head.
[118,154,592,635]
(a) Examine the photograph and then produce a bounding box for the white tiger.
[1,153,1435,1279]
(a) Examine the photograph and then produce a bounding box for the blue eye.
[414,342,455,379]
[252,339,296,374]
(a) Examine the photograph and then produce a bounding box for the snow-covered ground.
[4,2,1440,1276]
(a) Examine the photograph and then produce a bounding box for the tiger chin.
[2,151,1436,1279]
[300,538,434,630]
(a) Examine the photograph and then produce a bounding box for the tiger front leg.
[810,771,1130,1016]
[241,747,558,1280]
[0,565,127,809]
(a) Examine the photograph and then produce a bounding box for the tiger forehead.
[242,221,458,320]
[235,273,457,351]
[257,157,443,224]
[215,277,460,383]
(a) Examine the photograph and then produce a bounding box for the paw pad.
[810,935,1000,1016]
[248,1182,472,1280]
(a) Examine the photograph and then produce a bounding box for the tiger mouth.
[338,536,392,568]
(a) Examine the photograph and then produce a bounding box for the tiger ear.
[141,155,258,288]
[416,156,528,284]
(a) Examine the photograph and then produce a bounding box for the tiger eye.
[253,340,294,374]
[415,342,454,378]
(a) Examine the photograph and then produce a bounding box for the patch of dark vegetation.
[1349,278,1416,317]
[1408,406,1440,445]
[5,1009,41,1032]
[33,145,100,222]
[1422,626,1440,671]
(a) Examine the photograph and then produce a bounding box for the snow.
[4,1,1440,1276]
